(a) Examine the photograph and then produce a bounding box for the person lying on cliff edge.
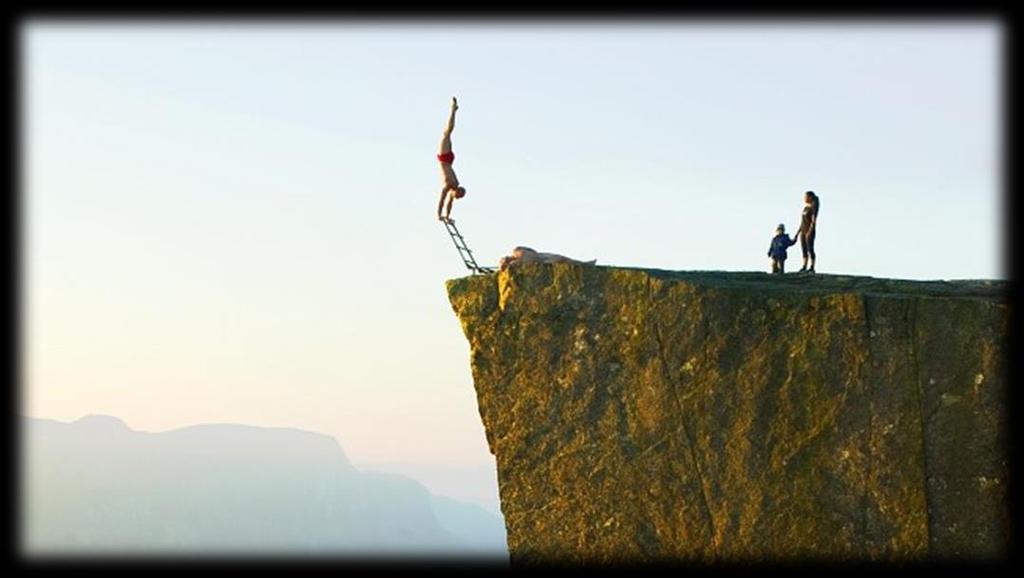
[498,246,598,271]
[436,97,467,223]
[768,223,798,274]
[797,190,820,273]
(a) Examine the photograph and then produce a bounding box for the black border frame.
[5,5,1017,575]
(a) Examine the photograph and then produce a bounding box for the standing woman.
[797,190,820,273]
[436,97,467,223]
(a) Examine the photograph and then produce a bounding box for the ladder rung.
[443,220,489,275]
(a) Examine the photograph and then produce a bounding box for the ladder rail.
[445,223,477,268]
[444,223,474,265]
[441,219,492,274]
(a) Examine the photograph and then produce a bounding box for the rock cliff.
[446,265,1009,563]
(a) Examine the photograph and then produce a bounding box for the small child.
[768,223,798,274]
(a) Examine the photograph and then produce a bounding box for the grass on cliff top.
[448,265,1007,301]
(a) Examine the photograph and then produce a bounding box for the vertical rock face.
[446,265,1009,564]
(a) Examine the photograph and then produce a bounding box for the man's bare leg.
[448,96,458,131]
[438,97,458,155]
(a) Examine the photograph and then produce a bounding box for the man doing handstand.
[436,97,467,223]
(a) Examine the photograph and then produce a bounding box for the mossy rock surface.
[446,265,1009,564]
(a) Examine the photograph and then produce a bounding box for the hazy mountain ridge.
[21,415,507,558]
[358,460,502,515]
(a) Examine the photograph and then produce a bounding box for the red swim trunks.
[437,151,455,164]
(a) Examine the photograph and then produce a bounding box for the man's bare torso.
[440,163,459,189]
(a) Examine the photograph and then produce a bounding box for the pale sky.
[22,20,1002,510]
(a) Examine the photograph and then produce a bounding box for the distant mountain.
[428,494,508,553]
[357,460,503,515]
[21,415,507,559]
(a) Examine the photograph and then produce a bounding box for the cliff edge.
[446,265,1009,563]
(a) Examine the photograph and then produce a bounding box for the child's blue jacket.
[768,233,797,260]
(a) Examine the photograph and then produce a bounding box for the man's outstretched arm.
[436,187,449,220]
